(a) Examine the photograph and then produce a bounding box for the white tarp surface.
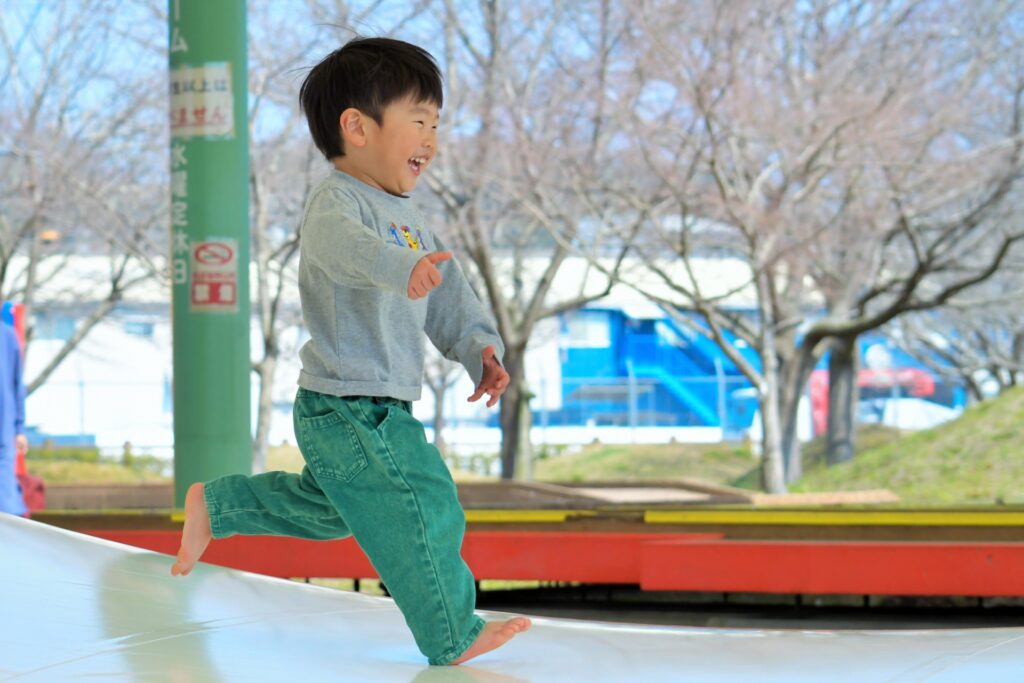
[2,514,1022,682]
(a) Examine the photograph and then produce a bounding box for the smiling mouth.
[408,156,429,175]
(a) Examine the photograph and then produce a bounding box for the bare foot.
[450,617,532,665]
[170,483,212,577]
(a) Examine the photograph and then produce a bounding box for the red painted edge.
[641,540,1024,596]
[84,530,1024,596]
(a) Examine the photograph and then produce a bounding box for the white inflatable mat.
[2,514,1022,682]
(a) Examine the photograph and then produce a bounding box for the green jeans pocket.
[297,409,368,482]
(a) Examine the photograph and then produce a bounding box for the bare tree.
[894,269,1024,402]
[795,0,1024,467]
[0,0,167,391]
[607,0,1024,491]
[424,0,638,479]
[247,3,322,473]
[607,0,818,492]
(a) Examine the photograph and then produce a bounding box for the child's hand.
[468,345,509,408]
[407,251,452,299]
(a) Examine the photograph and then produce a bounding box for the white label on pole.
[190,239,238,313]
[170,63,234,139]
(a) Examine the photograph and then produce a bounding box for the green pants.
[203,388,484,665]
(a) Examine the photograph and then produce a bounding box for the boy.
[170,37,530,666]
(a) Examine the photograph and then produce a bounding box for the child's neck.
[332,156,390,195]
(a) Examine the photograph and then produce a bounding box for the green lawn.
[25,459,169,484]
[24,446,169,484]
[26,387,1024,505]
[533,441,756,487]
[25,444,490,485]
[530,428,898,493]
[266,445,493,482]
[793,387,1024,505]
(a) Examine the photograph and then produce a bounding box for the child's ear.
[339,108,368,148]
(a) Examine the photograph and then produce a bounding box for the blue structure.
[541,307,758,433]
[520,306,966,436]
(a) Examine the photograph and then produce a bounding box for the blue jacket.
[0,323,25,448]
[0,323,25,515]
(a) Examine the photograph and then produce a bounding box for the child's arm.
[423,235,506,396]
[301,186,424,294]
[466,344,510,407]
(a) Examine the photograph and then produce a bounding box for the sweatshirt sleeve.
[300,186,423,294]
[424,234,505,386]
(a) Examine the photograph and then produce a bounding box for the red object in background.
[17,472,44,513]
[809,371,829,436]
[860,368,935,397]
[809,367,937,436]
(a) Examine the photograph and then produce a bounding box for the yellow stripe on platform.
[645,509,1024,526]
[169,509,590,524]
[466,509,595,523]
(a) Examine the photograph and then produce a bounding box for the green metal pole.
[168,0,251,507]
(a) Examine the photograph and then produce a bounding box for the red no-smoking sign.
[190,239,238,313]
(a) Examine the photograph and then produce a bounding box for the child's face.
[365,97,439,196]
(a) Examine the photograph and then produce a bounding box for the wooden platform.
[41,479,753,510]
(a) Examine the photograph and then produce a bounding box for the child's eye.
[414,121,424,127]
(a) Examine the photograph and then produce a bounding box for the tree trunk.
[759,387,788,494]
[516,380,535,480]
[780,396,803,484]
[754,269,787,494]
[962,373,984,404]
[826,335,859,466]
[779,346,821,485]
[498,350,531,480]
[757,345,787,494]
[779,361,803,484]
[252,354,277,475]
[21,214,41,365]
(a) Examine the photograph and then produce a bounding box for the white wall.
[26,311,722,461]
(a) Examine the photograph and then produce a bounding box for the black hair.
[299,37,443,160]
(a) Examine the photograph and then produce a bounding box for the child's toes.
[503,617,531,636]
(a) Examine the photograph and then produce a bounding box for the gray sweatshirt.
[297,169,504,401]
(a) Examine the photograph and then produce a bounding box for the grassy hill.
[533,442,756,486]
[793,386,1024,505]
[533,388,1024,506]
